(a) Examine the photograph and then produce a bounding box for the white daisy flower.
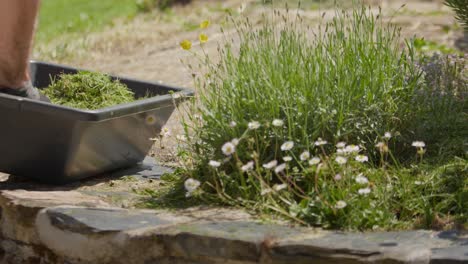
[208,160,221,168]
[241,161,254,172]
[272,119,284,127]
[261,188,272,196]
[344,144,360,154]
[171,92,182,99]
[375,142,389,152]
[335,156,348,165]
[355,155,369,163]
[337,148,345,155]
[221,142,236,156]
[193,114,203,121]
[336,142,346,148]
[263,160,278,169]
[300,151,310,161]
[358,187,371,195]
[274,163,287,174]
[384,132,392,139]
[273,183,288,191]
[355,174,369,184]
[229,121,237,127]
[248,121,261,130]
[335,200,347,209]
[159,126,171,137]
[309,157,321,165]
[412,141,426,148]
[281,141,294,151]
[283,156,293,162]
[184,178,201,196]
[231,138,240,146]
[314,138,328,146]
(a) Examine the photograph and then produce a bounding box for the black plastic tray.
[0,61,192,183]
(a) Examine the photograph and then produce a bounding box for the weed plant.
[411,53,467,162]
[43,71,135,110]
[171,5,467,230]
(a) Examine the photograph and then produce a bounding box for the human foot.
[0,81,50,102]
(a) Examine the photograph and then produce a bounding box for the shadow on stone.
[0,156,172,192]
[436,230,468,246]
[437,230,462,240]
[379,242,398,247]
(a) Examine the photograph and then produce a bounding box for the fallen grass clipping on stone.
[43,71,136,110]
[149,5,467,231]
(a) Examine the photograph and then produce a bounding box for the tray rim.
[0,61,194,121]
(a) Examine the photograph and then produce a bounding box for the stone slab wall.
[0,190,466,264]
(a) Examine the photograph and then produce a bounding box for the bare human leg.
[0,0,48,101]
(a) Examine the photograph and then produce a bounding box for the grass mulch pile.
[43,71,136,110]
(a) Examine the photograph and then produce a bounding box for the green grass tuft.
[170,4,467,230]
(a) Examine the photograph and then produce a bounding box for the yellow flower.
[180,39,192,50]
[200,20,210,29]
[199,33,208,43]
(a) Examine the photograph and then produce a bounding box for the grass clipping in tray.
[43,71,135,110]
